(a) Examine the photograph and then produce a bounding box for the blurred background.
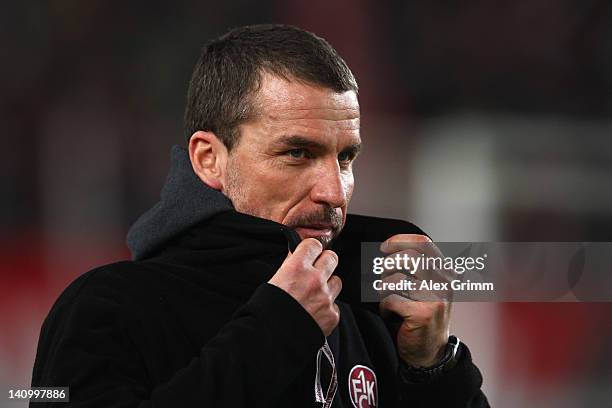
[2,1,612,406]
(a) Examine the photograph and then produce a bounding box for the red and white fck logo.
[348,365,378,408]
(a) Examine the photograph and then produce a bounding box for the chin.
[316,235,334,249]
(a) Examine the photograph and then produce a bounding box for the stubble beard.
[224,162,344,248]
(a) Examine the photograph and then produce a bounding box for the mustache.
[286,208,343,230]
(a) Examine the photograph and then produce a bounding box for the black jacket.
[31,146,489,407]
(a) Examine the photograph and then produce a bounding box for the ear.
[188,131,229,191]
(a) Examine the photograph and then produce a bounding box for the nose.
[309,159,350,208]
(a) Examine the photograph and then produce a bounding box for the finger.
[380,249,443,285]
[380,235,444,259]
[379,249,422,279]
[333,302,340,319]
[381,234,431,252]
[377,271,413,300]
[327,275,343,300]
[383,276,449,302]
[380,293,441,317]
[288,238,324,267]
[313,249,339,280]
[379,294,415,318]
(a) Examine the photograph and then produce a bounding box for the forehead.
[251,73,360,133]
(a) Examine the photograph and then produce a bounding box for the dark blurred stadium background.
[2,1,612,406]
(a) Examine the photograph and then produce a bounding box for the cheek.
[342,171,355,203]
[239,162,307,213]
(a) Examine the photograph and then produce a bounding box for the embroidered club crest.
[348,365,378,407]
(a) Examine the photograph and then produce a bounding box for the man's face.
[223,73,361,247]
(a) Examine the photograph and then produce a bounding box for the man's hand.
[269,238,342,336]
[378,234,452,368]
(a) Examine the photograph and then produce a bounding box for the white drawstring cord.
[314,339,338,407]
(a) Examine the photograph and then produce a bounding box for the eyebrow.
[342,143,362,156]
[274,134,362,154]
[274,135,326,150]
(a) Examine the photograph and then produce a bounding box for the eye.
[287,149,307,159]
[338,151,355,163]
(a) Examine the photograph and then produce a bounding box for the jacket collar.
[127,145,234,261]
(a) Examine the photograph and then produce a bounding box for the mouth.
[293,224,335,240]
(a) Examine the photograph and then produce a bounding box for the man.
[31,25,489,407]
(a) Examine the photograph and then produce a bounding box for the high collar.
[156,210,302,262]
[126,146,234,260]
[141,210,304,300]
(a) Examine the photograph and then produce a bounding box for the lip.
[294,225,334,240]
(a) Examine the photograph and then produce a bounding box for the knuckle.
[326,276,341,299]
[298,257,312,270]
[307,276,323,293]
[328,305,340,323]
[435,301,447,314]
[385,234,404,243]
[414,234,432,243]
[387,234,431,243]
[333,304,340,321]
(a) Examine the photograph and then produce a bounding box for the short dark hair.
[184,24,358,150]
